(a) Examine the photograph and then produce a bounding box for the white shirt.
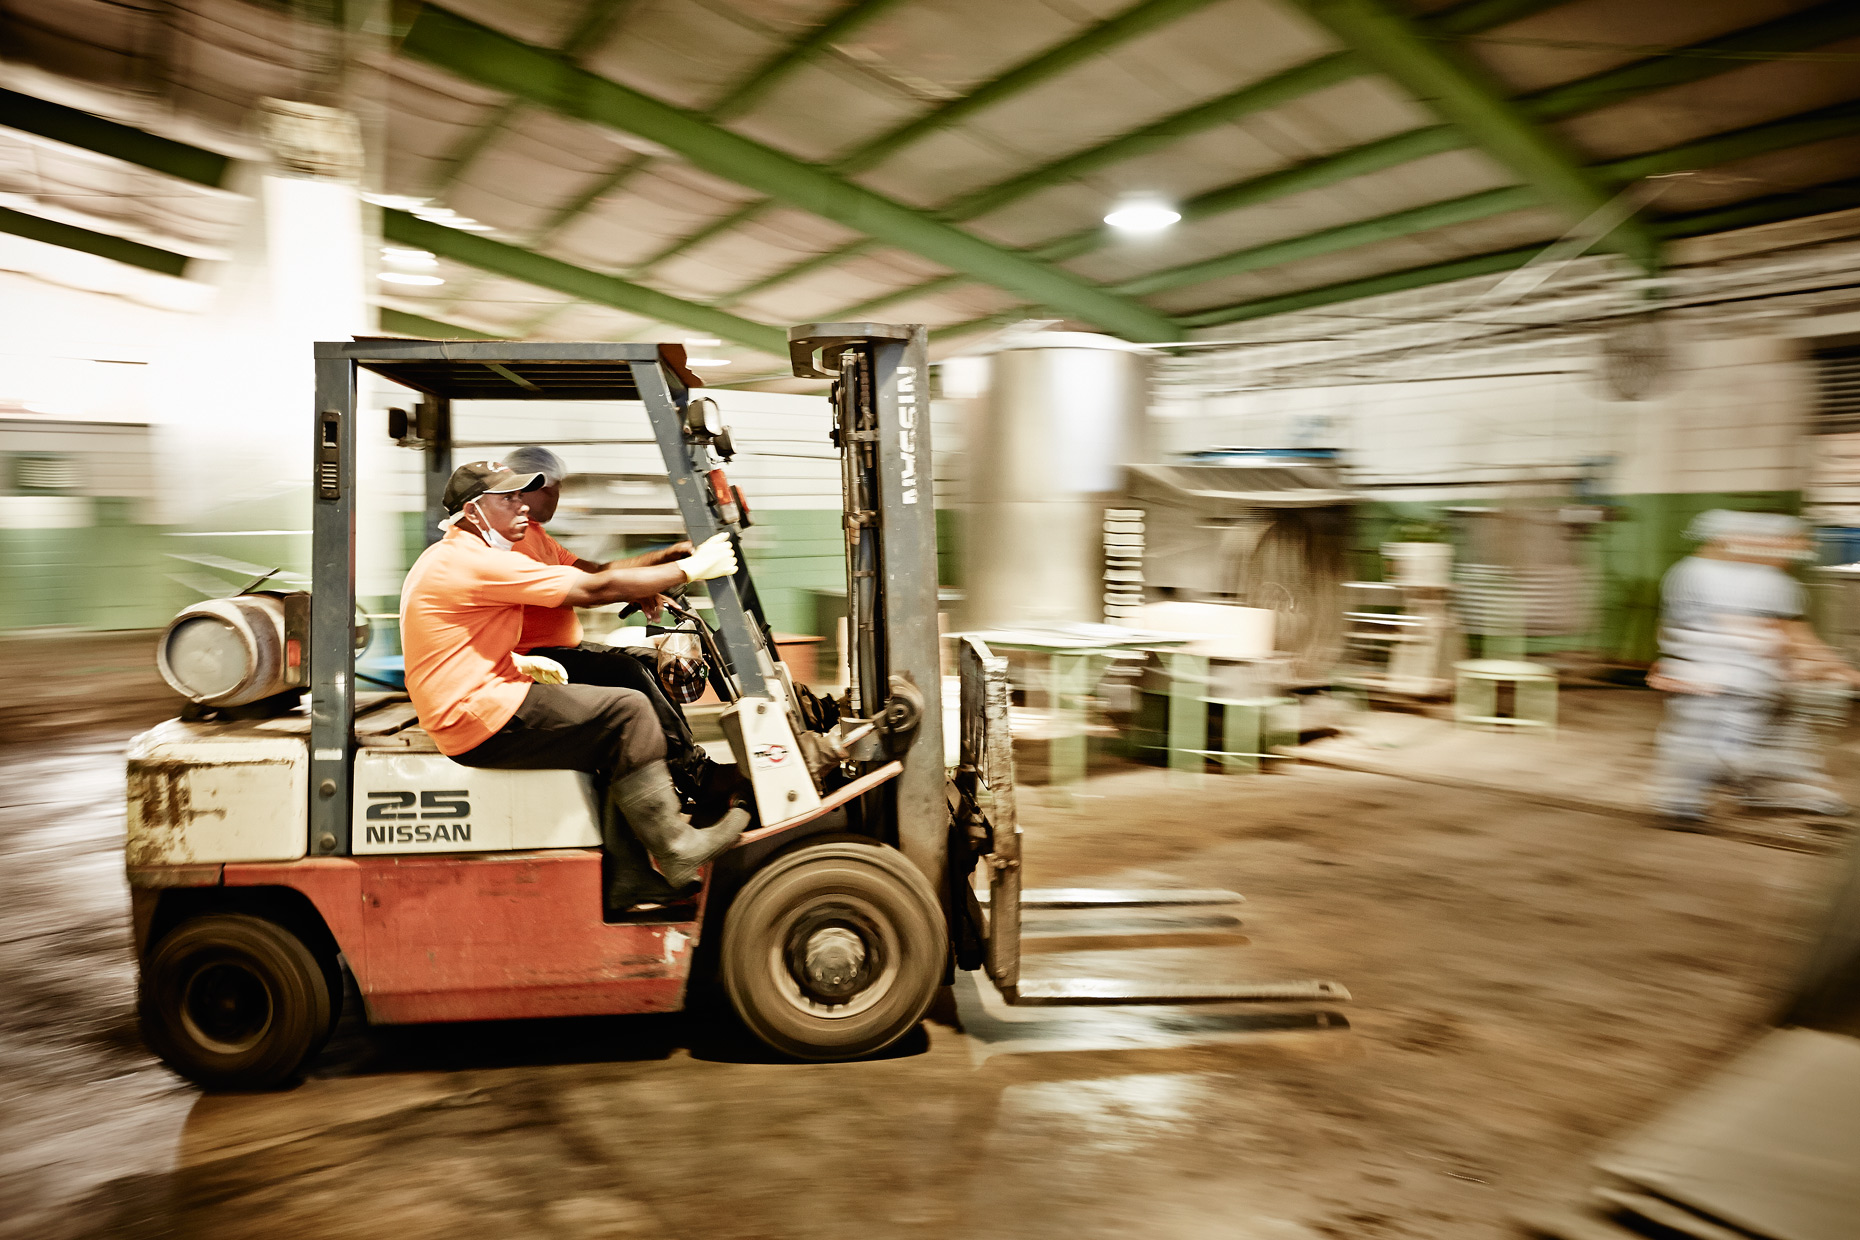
[1658,555,1802,694]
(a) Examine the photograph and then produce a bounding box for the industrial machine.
[1128,451,1356,683]
[125,327,1346,1088]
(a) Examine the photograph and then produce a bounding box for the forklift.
[126,324,1347,1088]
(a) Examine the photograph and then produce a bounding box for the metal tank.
[963,332,1150,628]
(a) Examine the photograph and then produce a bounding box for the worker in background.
[501,445,726,795]
[1649,509,1860,826]
[400,460,745,909]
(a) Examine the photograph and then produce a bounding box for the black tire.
[720,841,944,1061]
[138,914,333,1089]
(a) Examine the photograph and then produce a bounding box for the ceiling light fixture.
[379,272,445,286]
[362,193,430,211]
[684,337,723,347]
[381,247,438,268]
[1104,200,1181,232]
[687,358,732,368]
[405,204,494,232]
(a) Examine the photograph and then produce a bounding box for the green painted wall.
[741,506,962,635]
[5,483,1802,674]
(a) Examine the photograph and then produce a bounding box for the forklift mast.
[789,324,945,891]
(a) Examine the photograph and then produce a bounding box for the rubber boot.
[600,795,686,911]
[613,760,750,888]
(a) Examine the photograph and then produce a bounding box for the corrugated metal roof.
[2,0,1859,370]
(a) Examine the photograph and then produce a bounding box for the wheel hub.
[181,961,274,1053]
[804,927,866,993]
[784,906,882,1006]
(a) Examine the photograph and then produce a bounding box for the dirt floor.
[0,632,1845,1239]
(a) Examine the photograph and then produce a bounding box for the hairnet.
[504,445,567,484]
[1685,509,1773,543]
[1750,511,1807,540]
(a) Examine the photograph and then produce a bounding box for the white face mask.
[473,500,518,551]
[441,499,516,550]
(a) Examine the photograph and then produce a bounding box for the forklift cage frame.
[307,336,940,865]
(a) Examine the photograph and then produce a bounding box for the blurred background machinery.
[1129,447,1356,684]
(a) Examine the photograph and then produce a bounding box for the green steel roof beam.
[0,204,191,277]
[937,52,1368,223]
[708,0,911,121]
[935,0,1568,224]
[709,53,1370,306]
[531,0,906,279]
[930,307,1049,344]
[1648,176,1860,240]
[1176,176,1860,329]
[427,0,636,195]
[1094,97,1860,303]
[1029,124,1467,263]
[830,271,971,320]
[703,0,1569,303]
[0,88,231,188]
[429,98,525,196]
[837,0,1227,176]
[715,239,879,306]
[626,199,769,277]
[1179,245,1541,326]
[1030,2,1860,270]
[1114,184,1538,296]
[1029,0,1860,264]
[1601,97,1860,184]
[636,0,1231,289]
[1422,0,1572,38]
[383,208,789,354]
[379,308,509,339]
[1284,0,1661,270]
[529,152,653,247]
[398,4,1179,341]
[1517,0,1860,122]
[428,0,639,311]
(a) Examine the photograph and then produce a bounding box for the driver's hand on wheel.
[512,653,569,684]
[676,532,738,583]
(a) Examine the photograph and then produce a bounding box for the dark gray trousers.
[451,682,666,778]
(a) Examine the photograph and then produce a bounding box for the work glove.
[512,653,569,685]
[677,531,739,583]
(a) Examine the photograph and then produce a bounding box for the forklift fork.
[958,636,1350,1009]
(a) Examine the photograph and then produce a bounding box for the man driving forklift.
[400,459,746,909]
[500,444,718,775]
[501,444,710,716]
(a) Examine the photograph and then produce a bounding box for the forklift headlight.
[685,397,723,438]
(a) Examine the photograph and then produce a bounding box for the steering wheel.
[618,593,735,702]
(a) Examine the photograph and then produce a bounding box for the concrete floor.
[1300,684,1860,852]
[0,634,1842,1240]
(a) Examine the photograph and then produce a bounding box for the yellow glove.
[677,531,739,583]
[512,653,568,684]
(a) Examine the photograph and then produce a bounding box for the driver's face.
[471,491,531,542]
[526,480,561,524]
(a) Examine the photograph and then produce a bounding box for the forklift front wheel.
[721,841,943,1061]
[139,914,333,1090]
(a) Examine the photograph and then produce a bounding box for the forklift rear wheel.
[139,914,333,1090]
[721,841,943,1061]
